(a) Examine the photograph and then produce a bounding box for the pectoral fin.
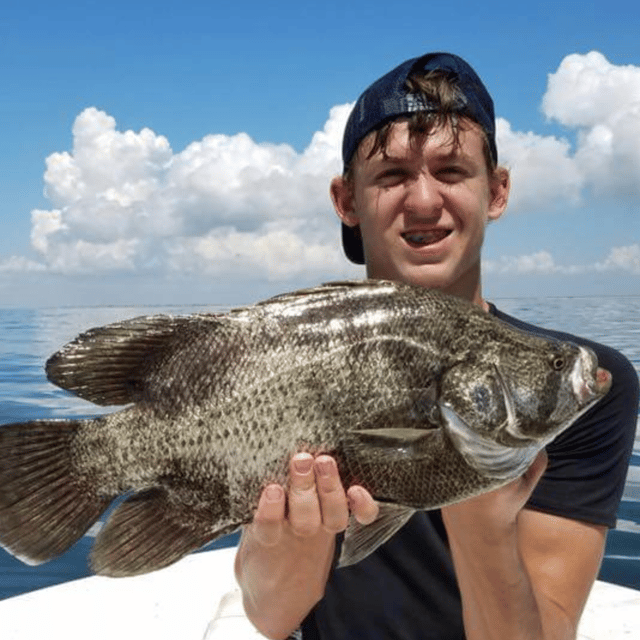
[351,428,442,459]
[338,502,416,567]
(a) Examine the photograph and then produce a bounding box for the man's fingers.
[347,485,379,525]
[252,484,286,546]
[314,456,350,533]
[252,453,375,543]
[288,453,322,537]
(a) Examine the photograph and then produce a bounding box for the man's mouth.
[401,229,452,247]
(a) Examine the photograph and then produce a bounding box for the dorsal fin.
[254,279,405,308]
[45,315,216,406]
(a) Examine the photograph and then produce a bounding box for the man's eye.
[437,167,465,181]
[377,169,408,185]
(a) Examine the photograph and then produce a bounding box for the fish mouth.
[572,346,612,405]
[401,229,452,248]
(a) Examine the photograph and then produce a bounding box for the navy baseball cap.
[341,52,497,264]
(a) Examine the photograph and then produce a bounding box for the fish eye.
[548,353,566,371]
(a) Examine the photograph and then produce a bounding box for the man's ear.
[487,167,510,222]
[330,176,359,227]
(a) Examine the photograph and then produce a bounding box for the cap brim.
[342,223,365,265]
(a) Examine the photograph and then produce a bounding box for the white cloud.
[43,238,140,275]
[543,52,640,129]
[595,244,640,274]
[169,228,346,280]
[2,53,639,284]
[0,256,46,273]
[18,104,349,278]
[30,209,67,254]
[543,51,640,198]
[484,245,640,276]
[484,251,562,275]
[499,51,640,210]
[496,119,583,212]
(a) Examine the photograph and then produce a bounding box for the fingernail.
[265,485,283,501]
[293,456,313,474]
[348,486,362,507]
[316,457,334,477]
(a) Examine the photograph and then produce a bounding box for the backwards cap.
[341,52,497,264]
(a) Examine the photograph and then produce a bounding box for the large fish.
[0,280,611,576]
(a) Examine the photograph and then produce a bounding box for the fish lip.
[572,346,612,404]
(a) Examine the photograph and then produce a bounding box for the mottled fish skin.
[0,280,611,576]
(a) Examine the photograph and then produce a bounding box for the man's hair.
[344,70,497,181]
[339,53,499,264]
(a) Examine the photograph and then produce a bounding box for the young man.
[235,53,639,640]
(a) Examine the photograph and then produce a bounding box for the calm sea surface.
[0,297,638,599]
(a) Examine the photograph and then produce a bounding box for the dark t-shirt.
[301,306,638,640]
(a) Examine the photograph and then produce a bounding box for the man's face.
[334,120,509,303]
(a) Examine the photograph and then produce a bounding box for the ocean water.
[0,297,638,600]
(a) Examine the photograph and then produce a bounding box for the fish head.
[439,338,612,449]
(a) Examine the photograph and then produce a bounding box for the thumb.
[251,484,286,546]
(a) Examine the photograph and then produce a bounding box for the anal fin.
[91,488,236,577]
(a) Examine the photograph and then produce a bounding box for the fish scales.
[0,280,611,575]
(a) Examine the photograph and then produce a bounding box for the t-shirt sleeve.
[526,341,638,527]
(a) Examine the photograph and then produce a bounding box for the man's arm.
[442,451,606,640]
[518,510,606,638]
[234,453,378,640]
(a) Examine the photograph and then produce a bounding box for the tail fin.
[0,420,113,565]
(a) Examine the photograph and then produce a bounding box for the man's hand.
[441,450,559,640]
[252,453,378,545]
[442,450,548,540]
[235,453,378,639]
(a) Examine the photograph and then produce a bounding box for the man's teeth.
[402,230,450,245]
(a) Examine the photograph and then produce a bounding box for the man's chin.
[375,263,453,291]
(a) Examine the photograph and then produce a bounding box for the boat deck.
[0,547,637,639]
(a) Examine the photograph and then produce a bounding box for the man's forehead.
[359,118,485,164]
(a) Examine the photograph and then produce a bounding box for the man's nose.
[404,172,444,216]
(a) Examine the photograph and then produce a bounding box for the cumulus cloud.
[2,52,639,282]
[542,51,640,199]
[0,256,46,273]
[496,119,584,212]
[17,104,352,279]
[595,244,640,274]
[168,228,346,279]
[484,251,560,275]
[496,51,640,211]
[484,244,640,276]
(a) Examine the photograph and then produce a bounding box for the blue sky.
[1,0,639,307]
